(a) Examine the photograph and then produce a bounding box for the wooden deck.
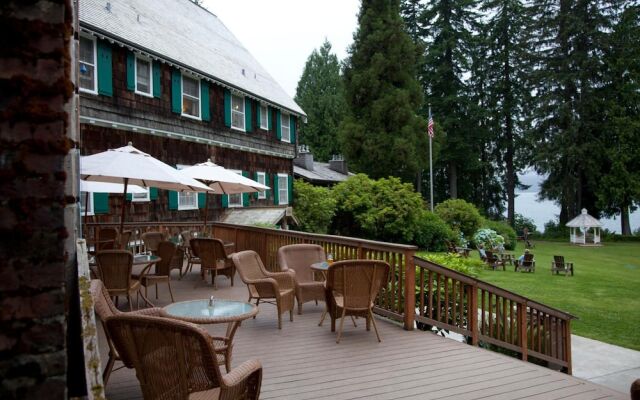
[100,270,625,400]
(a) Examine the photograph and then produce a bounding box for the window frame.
[176,165,199,210]
[78,35,98,95]
[181,74,201,120]
[231,94,246,132]
[256,172,266,199]
[277,173,289,205]
[227,169,244,207]
[259,104,268,130]
[80,191,94,216]
[281,112,291,143]
[131,188,150,203]
[134,55,154,98]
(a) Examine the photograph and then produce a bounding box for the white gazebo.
[566,208,603,245]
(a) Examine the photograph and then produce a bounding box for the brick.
[19,322,65,354]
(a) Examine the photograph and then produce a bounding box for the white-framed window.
[131,189,150,202]
[80,191,94,216]
[278,173,288,205]
[256,172,266,199]
[135,55,153,97]
[231,94,245,131]
[181,75,201,120]
[228,169,243,207]
[281,112,291,142]
[79,35,97,94]
[260,104,268,130]
[176,165,198,210]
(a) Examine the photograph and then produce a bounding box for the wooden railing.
[85,221,418,330]
[414,256,576,374]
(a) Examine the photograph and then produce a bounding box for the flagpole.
[429,104,434,212]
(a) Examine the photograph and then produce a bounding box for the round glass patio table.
[163,299,257,324]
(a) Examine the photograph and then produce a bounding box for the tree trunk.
[416,170,422,195]
[621,205,631,236]
[449,162,457,199]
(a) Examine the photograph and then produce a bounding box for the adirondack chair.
[516,253,535,272]
[551,255,574,276]
[485,250,505,271]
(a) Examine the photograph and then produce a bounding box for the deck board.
[100,270,625,399]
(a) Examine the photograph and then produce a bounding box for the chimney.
[294,145,314,171]
[328,154,348,175]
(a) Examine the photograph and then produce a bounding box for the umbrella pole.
[120,178,129,235]
[203,193,208,234]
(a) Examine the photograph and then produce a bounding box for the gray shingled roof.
[79,0,305,116]
[294,163,353,183]
[220,207,298,227]
[566,209,603,228]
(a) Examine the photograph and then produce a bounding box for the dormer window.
[231,94,245,131]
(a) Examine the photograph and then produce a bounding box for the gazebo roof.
[566,208,603,228]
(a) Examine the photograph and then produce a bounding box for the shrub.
[514,213,538,235]
[434,199,483,239]
[542,219,570,239]
[413,211,455,251]
[420,253,484,277]
[330,174,375,237]
[293,179,336,234]
[473,228,505,251]
[482,219,517,250]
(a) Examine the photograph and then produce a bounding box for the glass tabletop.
[163,299,256,321]
[133,254,160,263]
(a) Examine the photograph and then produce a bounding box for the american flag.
[428,115,434,138]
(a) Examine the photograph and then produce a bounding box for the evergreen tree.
[420,0,480,199]
[481,0,533,225]
[596,5,640,235]
[340,0,427,184]
[294,40,346,161]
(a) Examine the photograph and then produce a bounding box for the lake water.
[514,172,639,234]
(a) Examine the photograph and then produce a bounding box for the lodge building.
[78,0,306,225]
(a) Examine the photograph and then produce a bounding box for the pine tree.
[294,40,346,161]
[340,0,427,184]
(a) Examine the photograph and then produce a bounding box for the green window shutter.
[256,104,261,128]
[171,69,182,114]
[242,171,250,206]
[244,97,252,132]
[224,89,231,127]
[273,174,279,205]
[290,116,297,144]
[93,193,109,214]
[276,110,282,140]
[222,194,229,208]
[198,192,206,209]
[96,41,113,97]
[152,61,161,98]
[126,51,135,91]
[126,193,132,201]
[149,187,158,200]
[288,175,293,205]
[168,191,178,210]
[201,81,210,121]
[267,106,272,130]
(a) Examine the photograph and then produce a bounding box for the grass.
[420,241,640,351]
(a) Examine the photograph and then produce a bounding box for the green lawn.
[432,241,640,350]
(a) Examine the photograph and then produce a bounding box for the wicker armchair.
[169,244,186,278]
[231,250,295,329]
[551,255,573,276]
[141,231,164,255]
[95,250,141,310]
[182,231,201,278]
[192,238,235,289]
[96,227,118,251]
[106,314,263,400]
[136,241,176,302]
[277,244,326,315]
[325,260,390,343]
[89,279,163,385]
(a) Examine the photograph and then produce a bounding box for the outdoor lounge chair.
[231,250,295,329]
[277,244,326,314]
[106,314,263,400]
[141,231,164,255]
[516,252,536,272]
[95,250,141,310]
[89,279,163,385]
[192,238,235,289]
[551,255,574,276]
[325,260,390,343]
[485,250,506,271]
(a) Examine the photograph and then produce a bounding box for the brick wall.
[0,1,77,398]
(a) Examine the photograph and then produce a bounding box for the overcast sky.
[203,0,360,98]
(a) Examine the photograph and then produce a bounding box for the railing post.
[403,252,415,331]
[518,303,528,362]
[469,283,478,346]
[565,320,572,375]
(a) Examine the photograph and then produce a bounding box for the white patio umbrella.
[81,143,213,232]
[178,159,270,228]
